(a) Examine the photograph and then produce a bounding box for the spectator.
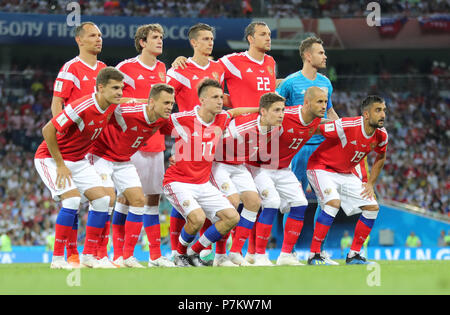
[438,230,447,247]
[405,231,422,248]
[0,229,13,252]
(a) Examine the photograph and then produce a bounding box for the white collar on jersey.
[244,51,265,65]
[76,56,98,71]
[194,105,214,127]
[360,116,375,139]
[92,92,106,113]
[187,57,211,71]
[298,106,313,126]
[137,55,158,71]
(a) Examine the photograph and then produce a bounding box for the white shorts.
[247,165,307,212]
[163,181,234,223]
[88,154,142,196]
[307,169,378,216]
[130,150,164,195]
[35,157,104,201]
[210,162,257,196]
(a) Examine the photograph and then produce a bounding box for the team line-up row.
[34,21,388,269]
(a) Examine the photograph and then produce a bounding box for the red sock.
[281,218,304,253]
[170,216,185,252]
[177,239,188,255]
[350,220,373,252]
[97,220,110,259]
[123,221,143,259]
[191,239,207,254]
[112,223,125,260]
[199,219,212,252]
[66,228,79,257]
[82,226,103,255]
[230,225,251,254]
[216,231,231,255]
[255,222,273,254]
[247,222,257,255]
[145,225,162,260]
[53,224,72,256]
[310,222,331,253]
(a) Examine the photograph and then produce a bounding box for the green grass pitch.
[1,260,449,295]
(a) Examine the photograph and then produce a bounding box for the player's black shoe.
[188,253,213,267]
[174,254,192,267]
[307,253,332,265]
[346,253,373,265]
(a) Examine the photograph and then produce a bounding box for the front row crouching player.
[88,84,176,268]
[161,79,259,267]
[34,67,125,269]
[307,95,388,265]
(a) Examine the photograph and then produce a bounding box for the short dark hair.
[197,78,222,97]
[148,83,175,101]
[188,23,215,41]
[74,22,97,38]
[299,36,323,61]
[259,92,285,111]
[244,21,268,44]
[134,24,164,53]
[96,67,124,88]
[361,95,385,113]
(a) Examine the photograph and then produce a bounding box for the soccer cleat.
[67,254,80,268]
[80,254,101,268]
[346,253,373,265]
[244,253,255,264]
[123,256,145,268]
[113,256,125,268]
[173,254,192,267]
[213,255,239,267]
[96,257,118,269]
[276,252,305,266]
[253,254,274,266]
[229,252,252,266]
[188,253,213,267]
[307,253,332,265]
[321,251,339,265]
[50,256,73,270]
[148,256,176,267]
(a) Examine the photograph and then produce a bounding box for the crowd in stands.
[0,59,448,247]
[1,0,449,18]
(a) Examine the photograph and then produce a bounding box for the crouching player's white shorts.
[87,154,142,196]
[210,162,257,196]
[35,157,104,201]
[247,165,308,213]
[163,181,234,223]
[130,151,164,195]
[307,169,378,216]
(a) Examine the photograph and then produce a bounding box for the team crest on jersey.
[324,188,332,195]
[100,174,108,182]
[158,72,165,82]
[267,66,273,76]
[261,189,269,198]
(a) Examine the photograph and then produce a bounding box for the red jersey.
[90,102,168,162]
[307,116,389,174]
[216,113,279,166]
[161,107,232,185]
[116,56,167,153]
[166,58,225,112]
[53,57,107,105]
[219,51,276,108]
[35,93,116,162]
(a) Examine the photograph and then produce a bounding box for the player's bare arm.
[327,106,339,121]
[41,121,72,189]
[227,107,259,118]
[361,151,386,200]
[171,56,188,69]
[120,97,148,104]
[51,96,65,117]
